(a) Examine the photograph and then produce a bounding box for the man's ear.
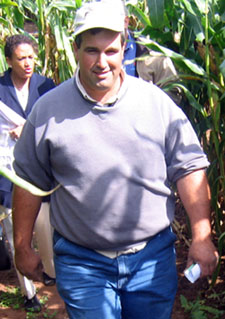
[124,16,129,29]
[121,40,126,56]
[73,42,79,62]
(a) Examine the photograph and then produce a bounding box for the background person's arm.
[176,169,218,277]
[9,124,24,140]
[12,185,43,281]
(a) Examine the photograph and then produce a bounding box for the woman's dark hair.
[4,34,36,58]
[75,28,126,49]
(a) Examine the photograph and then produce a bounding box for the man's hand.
[15,246,44,282]
[187,237,219,277]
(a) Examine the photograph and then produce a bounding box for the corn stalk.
[0,0,82,83]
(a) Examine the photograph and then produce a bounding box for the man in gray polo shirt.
[12,1,218,318]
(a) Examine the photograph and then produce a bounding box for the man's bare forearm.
[12,185,44,281]
[176,169,218,276]
[12,185,42,249]
[176,169,212,241]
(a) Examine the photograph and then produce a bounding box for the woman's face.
[6,43,35,81]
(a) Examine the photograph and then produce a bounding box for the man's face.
[6,43,35,81]
[74,29,125,101]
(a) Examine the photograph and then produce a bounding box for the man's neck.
[88,77,122,105]
[77,68,125,106]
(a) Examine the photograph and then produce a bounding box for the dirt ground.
[0,210,224,319]
[0,272,67,319]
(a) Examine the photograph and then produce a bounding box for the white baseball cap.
[74,1,126,37]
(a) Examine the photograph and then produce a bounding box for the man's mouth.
[94,70,110,79]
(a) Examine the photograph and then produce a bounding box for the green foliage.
[0,165,60,196]
[211,230,225,285]
[33,0,78,82]
[0,287,23,309]
[43,311,58,318]
[147,0,164,29]
[180,295,224,319]
[25,310,58,319]
[0,286,55,318]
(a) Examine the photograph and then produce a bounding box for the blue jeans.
[53,227,177,319]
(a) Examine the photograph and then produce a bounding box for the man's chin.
[95,77,116,89]
[95,82,112,91]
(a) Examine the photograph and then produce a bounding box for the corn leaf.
[146,0,164,29]
[127,4,151,27]
[0,166,60,196]
[0,211,11,222]
[0,0,18,9]
[139,40,206,75]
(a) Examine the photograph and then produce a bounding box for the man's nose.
[96,53,108,68]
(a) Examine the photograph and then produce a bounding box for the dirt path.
[0,268,67,319]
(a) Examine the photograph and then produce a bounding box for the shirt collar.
[75,65,125,107]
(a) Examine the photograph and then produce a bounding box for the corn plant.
[0,0,83,83]
[31,0,79,83]
[180,294,224,318]
[0,0,23,72]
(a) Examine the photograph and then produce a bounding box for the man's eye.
[86,49,97,53]
[106,50,118,55]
